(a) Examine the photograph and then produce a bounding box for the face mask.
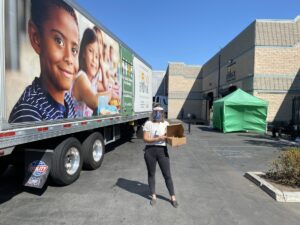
[153,111,162,121]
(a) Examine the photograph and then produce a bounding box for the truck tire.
[82,132,105,170]
[50,137,83,185]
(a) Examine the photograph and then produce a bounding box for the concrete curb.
[245,172,300,202]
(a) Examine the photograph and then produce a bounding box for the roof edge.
[255,15,300,23]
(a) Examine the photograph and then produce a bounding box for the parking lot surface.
[1,124,300,225]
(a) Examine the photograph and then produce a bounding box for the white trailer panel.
[133,57,152,113]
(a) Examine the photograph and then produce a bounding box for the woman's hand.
[144,132,167,143]
[157,135,167,141]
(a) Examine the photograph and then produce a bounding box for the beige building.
[152,70,166,96]
[166,16,300,124]
[165,63,203,120]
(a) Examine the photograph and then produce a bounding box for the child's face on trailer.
[84,41,99,78]
[30,6,80,92]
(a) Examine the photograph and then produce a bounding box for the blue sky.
[75,0,299,70]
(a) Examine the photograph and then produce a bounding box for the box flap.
[167,124,184,137]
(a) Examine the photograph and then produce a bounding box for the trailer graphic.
[0,0,152,187]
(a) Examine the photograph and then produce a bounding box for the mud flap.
[23,149,53,188]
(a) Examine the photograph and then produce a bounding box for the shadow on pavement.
[243,139,294,149]
[237,133,274,140]
[105,138,136,154]
[0,138,139,205]
[197,126,220,133]
[238,133,297,145]
[0,165,48,205]
[115,178,170,203]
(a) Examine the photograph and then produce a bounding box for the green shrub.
[266,147,300,187]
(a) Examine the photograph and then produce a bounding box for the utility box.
[167,124,186,147]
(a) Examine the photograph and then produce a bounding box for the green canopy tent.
[213,88,268,133]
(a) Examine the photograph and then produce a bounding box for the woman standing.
[143,105,178,207]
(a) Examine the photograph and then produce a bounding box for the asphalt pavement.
[1,124,300,225]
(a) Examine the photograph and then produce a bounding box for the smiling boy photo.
[9,0,79,123]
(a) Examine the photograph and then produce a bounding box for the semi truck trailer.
[0,0,152,188]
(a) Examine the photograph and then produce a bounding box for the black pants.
[144,145,175,196]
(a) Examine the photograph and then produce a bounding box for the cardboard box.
[167,123,186,147]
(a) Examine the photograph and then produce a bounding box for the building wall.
[253,17,300,122]
[199,16,300,123]
[164,16,300,124]
[201,23,256,99]
[152,70,166,96]
[168,99,203,119]
[253,92,298,122]
[166,63,202,119]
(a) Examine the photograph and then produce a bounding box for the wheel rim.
[64,147,80,175]
[93,140,103,162]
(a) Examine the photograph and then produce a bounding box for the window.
[226,60,236,82]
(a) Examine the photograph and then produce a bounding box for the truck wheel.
[82,132,105,170]
[50,137,83,185]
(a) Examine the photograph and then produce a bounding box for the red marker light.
[37,127,48,132]
[0,131,16,138]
